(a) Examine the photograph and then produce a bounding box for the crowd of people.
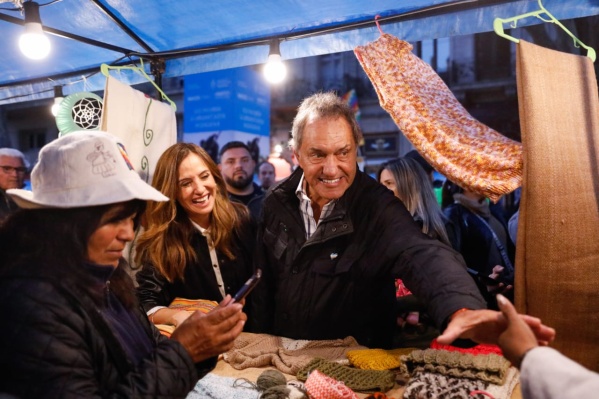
[0,91,594,398]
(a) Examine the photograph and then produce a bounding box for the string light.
[19,1,51,60]
[263,39,287,84]
[50,85,63,116]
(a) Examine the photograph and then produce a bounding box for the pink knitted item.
[305,370,360,399]
[430,339,503,356]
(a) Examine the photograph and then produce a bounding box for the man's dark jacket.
[251,167,486,348]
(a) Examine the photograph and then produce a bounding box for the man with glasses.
[0,148,29,221]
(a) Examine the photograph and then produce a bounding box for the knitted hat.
[403,366,520,399]
[399,349,511,385]
[297,358,396,392]
[8,131,168,209]
[346,349,402,370]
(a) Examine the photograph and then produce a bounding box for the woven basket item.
[355,33,522,202]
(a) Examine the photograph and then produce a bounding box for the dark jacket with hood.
[251,167,486,348]
[0,262,214,398]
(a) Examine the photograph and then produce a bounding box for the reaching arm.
[437,294,555,350]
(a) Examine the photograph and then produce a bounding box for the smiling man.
[251,92,555,350]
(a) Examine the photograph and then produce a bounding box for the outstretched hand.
[170,295,246,363]
[496,294,540,368]
[437,299,555,348]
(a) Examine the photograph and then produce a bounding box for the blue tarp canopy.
[1,0,597,105]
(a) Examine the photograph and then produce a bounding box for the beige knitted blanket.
[223,332,366,375]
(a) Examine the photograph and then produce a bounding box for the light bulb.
[51,97,63,116]
[20,23,50,60]
[263,54,287,84]
[19,2,51,60]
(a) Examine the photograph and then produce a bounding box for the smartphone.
[466,267,500,286]
[232,269,262,302]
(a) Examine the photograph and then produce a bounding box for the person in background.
[251,92,554,349]
[0,132,246,398]
[135,143,255,330]
[403,149,434,183]
[218,141,264,219]
[443,180,515,308]
[258,160,276,191]
[378,157,450,245]
[496,293,597,398]
[0,147,29,221]
[508,209,519,245]
[377,157,450,335]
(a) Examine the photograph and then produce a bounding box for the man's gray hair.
[290,92,362,152]
[0,148,30,168]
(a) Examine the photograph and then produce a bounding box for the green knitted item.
[296,358,396,392]
[399,349,511,385]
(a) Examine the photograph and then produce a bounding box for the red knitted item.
[430,339,503,356]
[305,370,360,399]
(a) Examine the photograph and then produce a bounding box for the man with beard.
[0,148,29,222]
[218,141,264,220]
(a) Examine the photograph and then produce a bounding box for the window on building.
[20,128,47,151]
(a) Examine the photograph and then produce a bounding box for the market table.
[186,333,522,399]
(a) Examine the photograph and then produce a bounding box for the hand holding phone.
[232,269,262,303]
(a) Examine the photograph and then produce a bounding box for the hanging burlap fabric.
[515,39,599,371]
[354,33,522,202]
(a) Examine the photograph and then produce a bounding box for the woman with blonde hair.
[135,143,255,329]
[0,132,246,397]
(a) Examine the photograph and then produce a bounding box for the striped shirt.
[296,173,336,239]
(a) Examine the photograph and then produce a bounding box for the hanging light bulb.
[263,39,287,84]
[51,86,64,116]
[19,1,51,60]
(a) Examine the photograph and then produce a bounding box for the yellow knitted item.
[347,349,401,370]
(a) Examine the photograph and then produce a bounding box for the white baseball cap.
[7,131,168,209]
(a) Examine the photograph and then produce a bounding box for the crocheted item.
[484,367,520,399]
[430,338,503,357]
[354,34,522,202]
[346,349,401,370]
[403,370,487,399]
[403,367,520,399]
[168,297,218,312]
[399,349,510,385]
[187,373,259,399]
[154,298,218,337]
[224,333,365,375]
[297,358,396,392]
[304,370,359,399]
[364,394,392,399]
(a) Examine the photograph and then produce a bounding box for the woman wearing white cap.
[0,131,246,398]
[134,143,255,329]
